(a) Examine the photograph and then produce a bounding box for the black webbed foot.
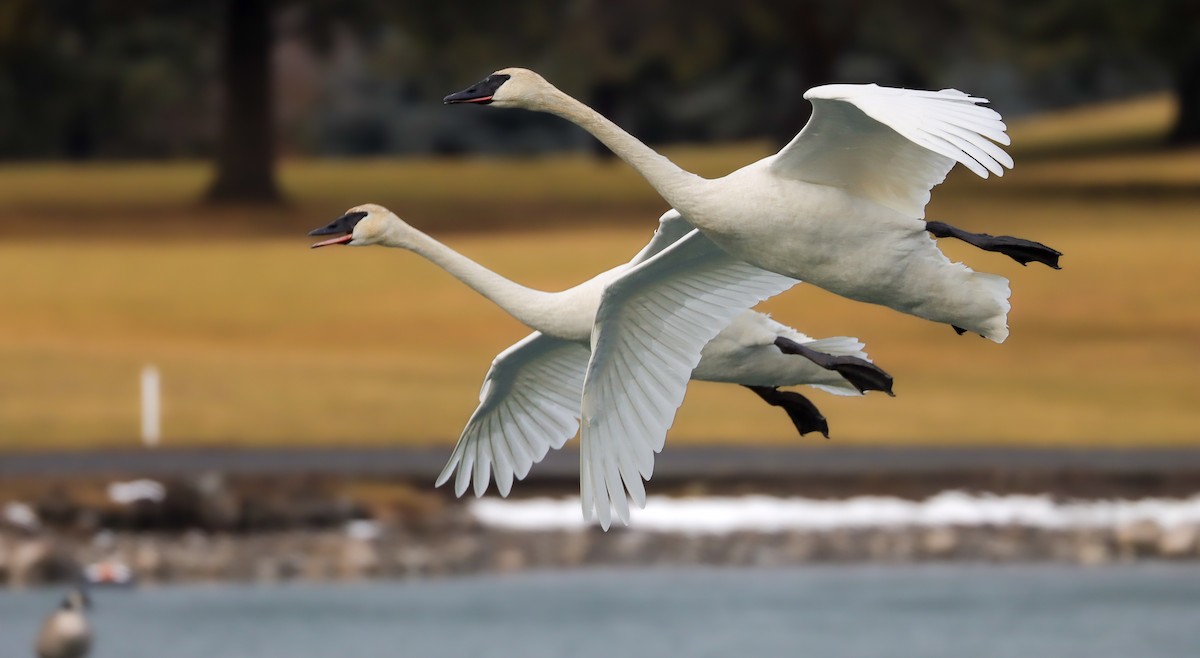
[926,220,1062,269]
[952,325,968,336]
[774,337,895,396]
[745,386,829,439]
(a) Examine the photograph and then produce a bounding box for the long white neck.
[379,224,568,337]
[534,87,708,211]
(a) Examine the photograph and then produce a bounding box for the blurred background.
[1,1,1199,656]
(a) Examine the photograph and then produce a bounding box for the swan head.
[443,68,555,110]
[308,203,400,248]
[62,589,91,612]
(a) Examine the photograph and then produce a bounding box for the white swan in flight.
[444,69,1062,335]
[444,68,1062,522]
[310,204,893,527]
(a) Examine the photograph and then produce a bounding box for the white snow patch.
[345,519,382,541]
[469,491,1200,533]
[3,501,39,530]
[107,479,166,505]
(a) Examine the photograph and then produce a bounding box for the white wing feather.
[436,211,700,502]
[769,83,1013,218]
[436,332,590,497]
[579,231,799,529]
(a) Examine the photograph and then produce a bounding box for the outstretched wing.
[435,210,700,502]
[437,332,590,498]
[579,231,799,529]
[769,83,1013,218]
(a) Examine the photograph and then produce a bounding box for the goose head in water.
[36,589,92,658]
[62,590,90,612]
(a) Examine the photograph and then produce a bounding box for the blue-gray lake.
[2,565,1198,658]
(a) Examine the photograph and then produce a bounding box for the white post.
[140,365,160,447]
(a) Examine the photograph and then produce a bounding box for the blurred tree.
[0,0,212,160]
[207,0,388,203]
[206,0,391,202]
[385,0,883,150]
[407,0,957,150]
[736,0,866,147]
[2,0,1194,169]
[206,0,280,203]
[1115,2,1200,145]
[982,0,1200,146]
[0,0,388,202]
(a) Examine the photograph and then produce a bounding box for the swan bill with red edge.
[443,73,511,105]
[309,211,368,248]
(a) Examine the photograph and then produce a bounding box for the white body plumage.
[687,166,1011,341]
[311,206,873,516]
[463,70,1017,342]
[445,70,1026,526]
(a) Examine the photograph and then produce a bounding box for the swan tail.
[800,336,869,361]
[810,382,866,397]
[966,271,1011,343]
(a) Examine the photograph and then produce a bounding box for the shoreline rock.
[4,476,1199,586]
[4,520,1198,587]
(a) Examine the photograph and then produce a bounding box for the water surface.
[2,565,1197,658]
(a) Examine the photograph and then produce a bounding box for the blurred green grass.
[1,94,1198,449]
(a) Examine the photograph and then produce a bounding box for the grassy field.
[1,95,1198,450]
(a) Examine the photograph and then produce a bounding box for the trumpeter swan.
[310,205,892,524]
[445,68,1062,524]
[36,589,91,658]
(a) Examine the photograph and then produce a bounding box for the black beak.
[443,73,511,105]
[308,211,367,248]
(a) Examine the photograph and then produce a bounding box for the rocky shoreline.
[5,515,1199,587]
[4,466,1200,586]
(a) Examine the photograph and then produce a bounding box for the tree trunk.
[768,2,859,149]
[206,0,281,204]
[1166,50,1200,147]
